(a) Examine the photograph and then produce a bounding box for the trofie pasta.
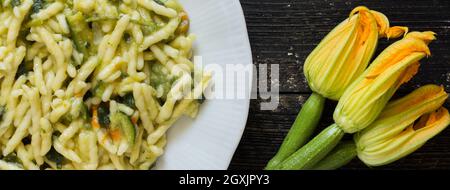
[0,0,211,170]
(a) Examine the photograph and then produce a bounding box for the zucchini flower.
[355,85,450,166]
[304,6,407,100]
[334,31,437,133]
[267,7,407,170]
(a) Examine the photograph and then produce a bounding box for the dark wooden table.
[229,0,450,170]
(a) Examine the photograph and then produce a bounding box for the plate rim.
[221,0,253,169]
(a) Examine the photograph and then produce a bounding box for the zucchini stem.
[265,93,325,170]
[311,141,357,170]
[278,124,345,170]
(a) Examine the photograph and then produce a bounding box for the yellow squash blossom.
[334,31,436,133]
[267,6,408,169]
[354,85,449,166]
[304,6,407,100]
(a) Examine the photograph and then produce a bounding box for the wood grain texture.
[229,0,450,170]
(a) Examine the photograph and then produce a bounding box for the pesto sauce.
[150,63,176,101]
[46,146,64,169]
[10,0,20,7]
[97,102,110,128]
[31,0,46,14]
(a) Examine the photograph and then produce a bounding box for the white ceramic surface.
[154,0,253,170]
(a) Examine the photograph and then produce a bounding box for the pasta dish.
[0,0,210,170]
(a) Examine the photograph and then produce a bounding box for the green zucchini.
[97,102,110,128]
[278,124,345,170]
[2,153,22,166]
[93,81,107,98]
[10,0,20,7]
[265,93,325,170]
[61,100,90,124]
[110,112,136,145]
[311,141,356,170]
[46,145,65,170]
[117,93,136,109]
[31,0,46,14]
[0,106,5,121]
[66,12,94,59]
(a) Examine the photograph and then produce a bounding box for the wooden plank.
[230,0,450,170]
[243,0,450,93]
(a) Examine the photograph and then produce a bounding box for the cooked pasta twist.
[0,0,210,170]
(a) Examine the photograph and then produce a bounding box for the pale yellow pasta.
[13,98,30,127]
[97,163,115,170]
[100,15,130,67]
[54,123,67,134]
[3,111,31,156]
[0,46,26,105]
[163,44,180,59]
[0,160,23,170]
[58,120,82,145]
[97,57,123,80]
[184,101,200,118]
[55,14,69,34]
[0,54,14,76]
[150,44,168,64]
[156,74,192,123]
[23,86,43,165]
[138,0,177,18]
[0,46,8,60]
[77,130,98,170]
[35,27,64,67]
[74,56,99,81]
[35,27,66,90]
[147,125,169,145]
[137,51,145,70]
[143,51,155,61]
[104,71,121,83]
[131,24,144,44]
[7,0,32,50]
[130,127,144,164]
[140,16,181,50]
[32,1,64,22]
[109,154,125,170]
[96,129,117,154]
[0,0,210,170]
[42,57,53,71]
[142,84,160,120]
[117,103,134,116]
[17,144,39,170]
[133,83,154,133]
[117,138,129,156]
[39,118,53,156]
[127,43,138,77]
[166,60,190,76]
[33,57,47,95]
[74,0,95,14]
[49,101,70,123]
[46,19,64,34]
[67,64,77,78]
[53,138,82,163]
[0,75,26,136]
[174,56,194,71]
[25,42,43,61]
[101,84,115,102]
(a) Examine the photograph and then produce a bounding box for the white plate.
[154,0,253,170]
